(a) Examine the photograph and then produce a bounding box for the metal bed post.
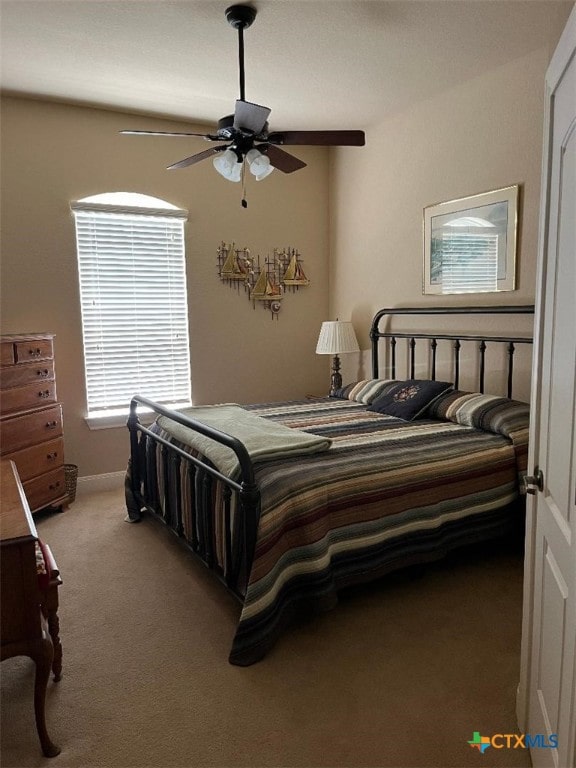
[125,398,144,522]
[479,340,487,393]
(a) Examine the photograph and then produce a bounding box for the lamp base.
[329,354,342,397]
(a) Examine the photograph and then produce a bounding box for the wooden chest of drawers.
[0,334,67,513]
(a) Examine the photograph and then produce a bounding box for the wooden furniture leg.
[31,629,60,758]
[40,544,63,681]
[47,615,62,682]
[42,585,62,681]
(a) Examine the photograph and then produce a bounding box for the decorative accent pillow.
[367,379,453,420]
[331,379,399,404]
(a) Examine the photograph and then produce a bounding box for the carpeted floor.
[1,488,532,768]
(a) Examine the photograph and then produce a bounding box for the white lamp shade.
[246,148,274,181]
[213,149,242,182]
[315,321,360,355]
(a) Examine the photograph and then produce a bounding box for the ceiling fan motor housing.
[225,5,256,29]
[217,115,236,139]
[217,114,269,141]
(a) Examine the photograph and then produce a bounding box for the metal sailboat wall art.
[216,242,310,317]
[220,244,249,280]
[250,261,283,302]
[281,248,310,287]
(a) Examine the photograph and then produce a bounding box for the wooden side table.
[0,459,62,757]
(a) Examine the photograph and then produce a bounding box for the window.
[71,193,191,426]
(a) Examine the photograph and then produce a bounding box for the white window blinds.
[71,198,191,416]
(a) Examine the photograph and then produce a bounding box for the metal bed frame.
[371,305,534,398]
[125,304,534,602]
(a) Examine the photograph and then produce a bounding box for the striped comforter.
[145,391,529,665]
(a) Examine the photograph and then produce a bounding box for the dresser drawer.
[0,405,63,454]
[0,380,57,415]
[23,466,66,512]
[14,339,53,364]
[3,438,65,482]
[1,342,15,366]
[1,359,55,390]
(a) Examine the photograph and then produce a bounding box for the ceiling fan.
[121,4,365,185]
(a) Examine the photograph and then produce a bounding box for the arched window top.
[77,192,181,209]
[71,191,187,219]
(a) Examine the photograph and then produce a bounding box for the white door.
[518,6,576,768]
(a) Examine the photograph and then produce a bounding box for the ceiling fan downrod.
[225,5,256,102]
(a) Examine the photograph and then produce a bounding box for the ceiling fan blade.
[267,130,365,146]
[121,129,219,139]
[167,145,227,170]
[259,144,307,174]
[234,100,271,134]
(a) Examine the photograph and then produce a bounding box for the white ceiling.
[0,0,572,132]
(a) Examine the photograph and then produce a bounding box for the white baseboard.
[76,471,125,496]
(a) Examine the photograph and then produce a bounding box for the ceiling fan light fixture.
[213,148,242,182]
[121,4,365,203]
[246,148,274,180]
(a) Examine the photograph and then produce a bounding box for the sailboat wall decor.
[220,244,249,280]
[216,242,310,318]
[281,248,310,287]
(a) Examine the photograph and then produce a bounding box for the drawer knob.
[46,420,58,429]
[38,389,51,399]
[49,481,61,491]
[37,369,49,378]
[47,452,58,461]
[29,348,42,357]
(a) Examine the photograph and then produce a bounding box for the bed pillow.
[426,389,531,474]
[427,390,530,437]
[366,379,453,420]
[331,378,400,404]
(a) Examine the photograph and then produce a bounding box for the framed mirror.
[423,185,519,295]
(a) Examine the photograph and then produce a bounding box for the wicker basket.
[64,463,78,505]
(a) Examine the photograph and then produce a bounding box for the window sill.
[85,403,192,431]
[84,413,150,430]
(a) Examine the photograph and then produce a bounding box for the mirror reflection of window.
[432,216,498,293]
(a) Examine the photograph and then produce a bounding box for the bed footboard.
[125,395,260,599]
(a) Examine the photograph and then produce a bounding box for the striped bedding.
[144,391,529,665]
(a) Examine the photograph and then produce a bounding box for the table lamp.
[315,320,360,396]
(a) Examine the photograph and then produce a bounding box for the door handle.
[521,467,544,495]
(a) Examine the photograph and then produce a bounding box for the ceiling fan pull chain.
[241,161,248,208]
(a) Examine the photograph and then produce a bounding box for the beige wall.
[329,34,570,401]
[0,97,330,476]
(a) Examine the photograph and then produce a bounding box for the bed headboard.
[370,305,534,399]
